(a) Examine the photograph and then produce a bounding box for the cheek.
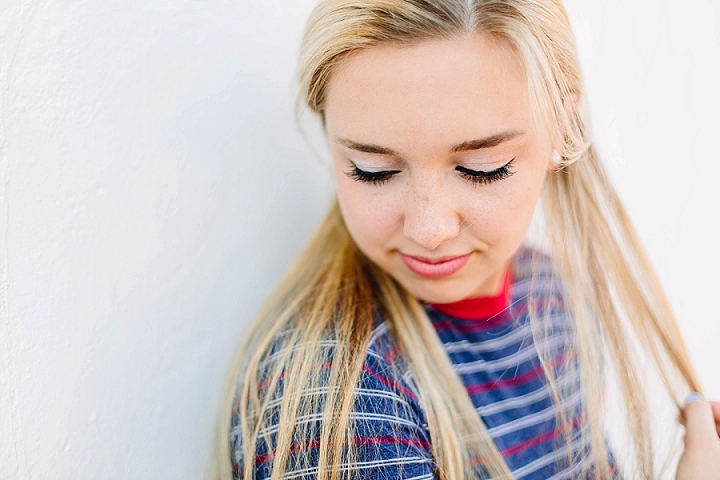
[335,177,401,252]
[464,171,546,244]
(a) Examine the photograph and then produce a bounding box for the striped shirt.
[230,247,612,479]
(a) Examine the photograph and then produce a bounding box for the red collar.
[429,269,512,320]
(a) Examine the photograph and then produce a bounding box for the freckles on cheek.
[500,184,543,237]
[338,186,400,248]
[363,198,397,232]
[466,208,514,245]
[464,185,539,244]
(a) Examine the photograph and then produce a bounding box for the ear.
[548,150,562,170]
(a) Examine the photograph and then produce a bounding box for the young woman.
[215,1,720,478]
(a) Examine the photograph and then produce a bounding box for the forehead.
[324,34,533,150]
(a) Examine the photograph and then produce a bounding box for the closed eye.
[346,165,401,185]
[456,158,515,185]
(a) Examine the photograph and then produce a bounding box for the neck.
[429,266,512,320]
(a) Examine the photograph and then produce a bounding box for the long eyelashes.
[346,158,516,186]
[346,166,401,185]
[455,158,515,185]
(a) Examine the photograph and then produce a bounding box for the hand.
[675,394,720,480]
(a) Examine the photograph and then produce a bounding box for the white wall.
[565,0,720,401]
[0,1,717,479]
[0,1,329,478]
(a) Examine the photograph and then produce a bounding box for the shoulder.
[505,246,577,356]
[512,246,564,287]
[510,246,569,307]
[230,318,435,479]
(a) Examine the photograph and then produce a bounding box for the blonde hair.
[213,1,702,479]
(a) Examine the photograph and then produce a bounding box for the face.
[324,34,555,304]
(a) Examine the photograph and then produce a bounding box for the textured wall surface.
[0,1,329,478]
[0,1,718,479]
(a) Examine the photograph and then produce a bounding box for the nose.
[402,178,461,251]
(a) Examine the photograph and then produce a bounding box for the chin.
[402,280,474,305]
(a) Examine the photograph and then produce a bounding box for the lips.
[400,253,471,279]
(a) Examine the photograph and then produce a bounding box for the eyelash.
[346,158,516,186]
[347,166,402,185]
[456,158,516,185]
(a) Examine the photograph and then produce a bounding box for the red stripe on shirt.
[253,361,417,402]
[252,435,432,467]
[361,365,418,401]
[501,413,586,458]
[465,354,566,395]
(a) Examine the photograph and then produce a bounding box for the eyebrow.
[336,130,524,156]
[451,130,525,152]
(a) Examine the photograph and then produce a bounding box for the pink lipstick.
[400,253,471,279]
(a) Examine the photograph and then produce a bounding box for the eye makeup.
[455,158,516,185]
[346,158,516,186]
[346,165,401,185]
